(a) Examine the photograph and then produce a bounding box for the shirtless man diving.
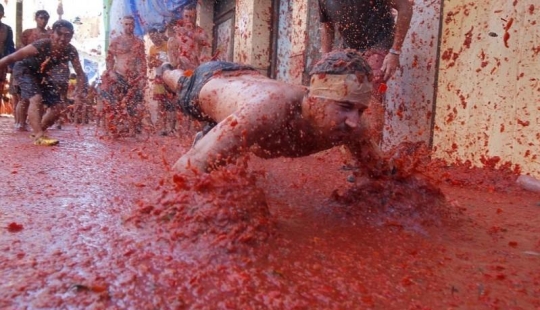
[159,50,391,176]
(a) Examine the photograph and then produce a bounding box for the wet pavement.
[1,116,539,309]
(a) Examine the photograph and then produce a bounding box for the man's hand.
[381,53,400,81]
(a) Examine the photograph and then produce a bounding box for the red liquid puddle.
[0,119,539,308]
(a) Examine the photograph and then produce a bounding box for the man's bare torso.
[21,28,51,46]
[197,75,344,159]
[110,34,145,77]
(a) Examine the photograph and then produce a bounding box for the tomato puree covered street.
[1,118,539,308]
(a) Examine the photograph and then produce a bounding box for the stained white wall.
[433,0,540,177]
[383,0,442,151]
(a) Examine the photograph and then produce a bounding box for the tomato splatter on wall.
[503,17,514,48]
[463,26,474,48]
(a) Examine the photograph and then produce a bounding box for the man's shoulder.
[168,36,179,45]
[109,35,120,45]
[133,36,145,45]
[68,44,79,53]
[0,23,12,30]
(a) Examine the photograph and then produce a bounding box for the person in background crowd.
[102,15,147,136]
[167,19,200,70]
[0,20,87,146]
[168,3,211,69]
[319,0,413,145]
[0,4,15,117]
[12,9,51,131]
[148,26,176,135]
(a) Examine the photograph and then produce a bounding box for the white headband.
[310,73,372,107]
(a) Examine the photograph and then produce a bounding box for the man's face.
[36,14,49,28]
[51,26,74,48]
[182,9,196,25]
[304,96,369,142]
[122,18,135,35]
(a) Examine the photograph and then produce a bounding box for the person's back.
[319,0,395,51]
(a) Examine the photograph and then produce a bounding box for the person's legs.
[14,96,30,131]
[156,97,168,135]
[126,88,143,135]
[27,95,45,137]
[9,74,19,125]
[15,68,40,133]
[28,79,63,145]
[41,104,61,130]
[362,48,388,146]
[166,109,177,133]
[12,94,19,123]
[95,94,104,128]
[28,98,60,146]
[160,66,183,92]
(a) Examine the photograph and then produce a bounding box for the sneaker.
[34,136,59,146]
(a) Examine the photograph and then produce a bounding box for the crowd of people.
[0,1,412,175]
[100,3,211,137]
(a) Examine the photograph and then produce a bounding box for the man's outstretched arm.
[172,102,276,174]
